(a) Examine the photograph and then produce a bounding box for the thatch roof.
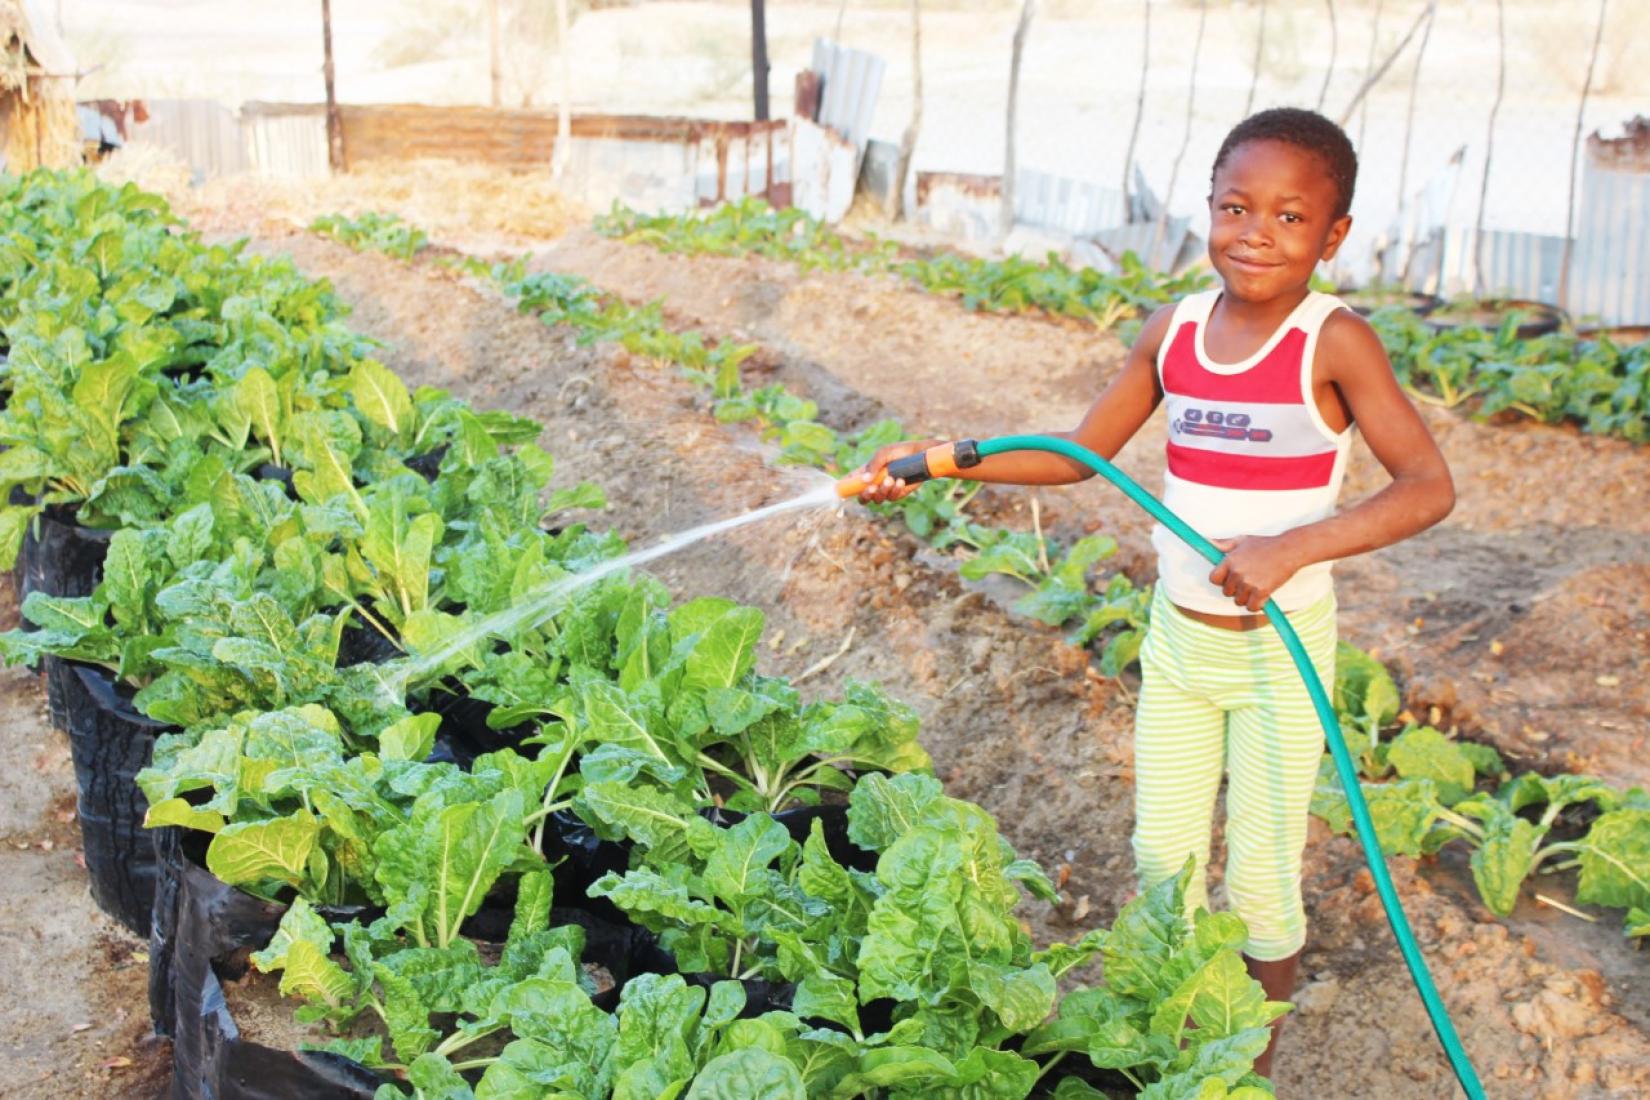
[2,0,75,95]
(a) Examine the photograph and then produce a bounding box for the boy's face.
[1207,139,1352,303]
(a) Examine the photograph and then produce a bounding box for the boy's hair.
[1212,108,1358,221]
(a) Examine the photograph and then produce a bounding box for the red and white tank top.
[1151,289,1353,615]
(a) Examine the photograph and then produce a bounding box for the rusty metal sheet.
[791,118,856,223]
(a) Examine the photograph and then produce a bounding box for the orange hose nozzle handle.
[834,440,981,498]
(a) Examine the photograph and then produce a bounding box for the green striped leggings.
[1132,586,1337,961]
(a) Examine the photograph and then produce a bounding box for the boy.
[854,108,1455,1079]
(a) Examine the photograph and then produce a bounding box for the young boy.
[853,108,1454,1079]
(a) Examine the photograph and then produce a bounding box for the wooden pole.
[892,0,923,218]
[1559,0,1607,310]
[1355,0,1383,152]
[1002,0,1036,241]
[488,0,503,107]
[1152,0,1205,264]
[553,0,572,180]
[1394,0,1437,280]
[1243,0,1265,118]
[751,0,770,120]
[1338,0,1433,128]
[1472,0,1505,296]
[1316,0,1337,112]
[322,0,344,172]
[1121,0,1151,220]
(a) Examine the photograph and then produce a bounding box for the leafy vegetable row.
[1365,307,1649,442]
[1,170,1288,1098]
[594,198,1210,332]
[1316,644,1650,938]
[311,211,431,261]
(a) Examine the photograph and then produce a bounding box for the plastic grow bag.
[151,826,668,1097]
[63,661,171,934]
[149,828,389,1100]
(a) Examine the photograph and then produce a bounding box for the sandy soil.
[0,590,171,1100]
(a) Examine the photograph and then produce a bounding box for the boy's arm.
[854,304,1173,502]
[1209,309,1455,611]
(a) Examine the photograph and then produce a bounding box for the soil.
[0,575,171,1098]
[10,173,1649,1097]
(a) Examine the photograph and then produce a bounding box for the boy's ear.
[1320,214,1354,261]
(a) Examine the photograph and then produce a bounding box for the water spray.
[839,434,1484,1100]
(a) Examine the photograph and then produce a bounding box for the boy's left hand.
[1208,535,1305,613]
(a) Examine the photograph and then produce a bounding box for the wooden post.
[1002,0,1036,242]
[892,0,923,218]
[1152,0,1206,265]
[1472,0,1505,296]
[1355,0,1383,151]
[1243,0,1265,118]
[751,0,770,121]
[1559,0,1607,311]
[1316,0,1337,111]
[488,0,503,107]
[322,0,344,172]
[554,0,572,180]
[1121,0,1150,220]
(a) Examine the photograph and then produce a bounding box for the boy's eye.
[1280,212,1303,224]
[1222,204,1244,215]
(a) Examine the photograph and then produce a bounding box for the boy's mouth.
[1227,254,1283,273]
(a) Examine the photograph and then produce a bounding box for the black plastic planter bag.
[149,829,388,1100]
[151,827,668,1099]
[63,662,170,934]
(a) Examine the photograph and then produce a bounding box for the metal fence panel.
[1570,158,1650,325]
[810,39,884,154]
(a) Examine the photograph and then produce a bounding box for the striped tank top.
[1151,289,1354,615]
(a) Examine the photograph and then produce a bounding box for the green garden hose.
[883,433,1486,1099]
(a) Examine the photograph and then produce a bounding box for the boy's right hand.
[852,439,940,503]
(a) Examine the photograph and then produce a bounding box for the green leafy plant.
[310,212,430,260]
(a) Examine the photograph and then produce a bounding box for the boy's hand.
[1208,534,1306,613]
[853,439,939,504]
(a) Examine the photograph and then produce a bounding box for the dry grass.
[95,147,588,245]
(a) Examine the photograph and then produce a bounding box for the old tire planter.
[18,503,115,605]
[64,661,171,935]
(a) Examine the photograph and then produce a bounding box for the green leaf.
[967,960,1057,1032]
[686,1049,806,1100]
[846,771,945,852]
[1333,642,1399,727]
[379,712,441,762]
[350,358,414,439]
[791,972,859,1033]
[1570,809,1650,911]
[1469,809,1544,917]
[236,366,286,465]
[143,797,226,833]
[682,607,765,692]
[703,813,792,901]
[548,482,608,513]
[206,809,320,889]
[1387,727,1477,804]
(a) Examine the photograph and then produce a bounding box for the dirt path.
[0,588,170,1100]
[534,232,1650,792]
[241,230,1650,1099]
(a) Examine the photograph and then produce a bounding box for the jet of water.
[364,477,845,704]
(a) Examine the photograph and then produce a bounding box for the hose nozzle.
[834,439,981,498]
